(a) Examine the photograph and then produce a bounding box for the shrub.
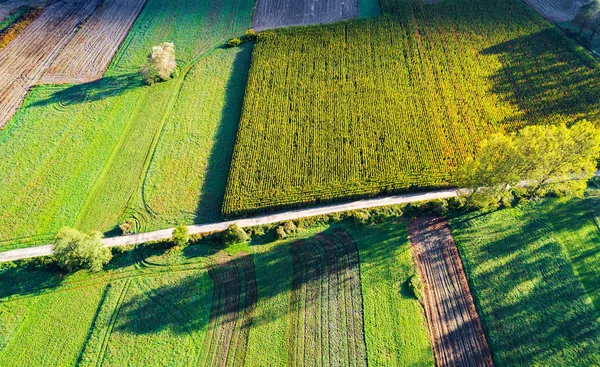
[283,220,297,234]
[142,42,177,84]
[351,210,371,224]
[227,37,242,47]
[223,224,248,246]
[408,273,424,305]
[172,225,189,247]
[245,29,257,40]
[53,227,112,272]
[275,225,287,239]
[119,220,135,235]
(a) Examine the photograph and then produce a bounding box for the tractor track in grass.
[197,254,257,367]
[408,216,493,367]
[288,229,367,367]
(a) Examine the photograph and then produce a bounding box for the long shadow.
[193,43,254,224]
[451,198,600,364]
[29,72,144,107]
[481,27,600,129]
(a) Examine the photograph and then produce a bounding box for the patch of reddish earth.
[197,253,257,366]
[252,0,358,31]
[288,229,367,367]
[409,216,494,367]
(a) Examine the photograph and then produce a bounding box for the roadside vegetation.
[0,214,433,366]
[224,0,600,216]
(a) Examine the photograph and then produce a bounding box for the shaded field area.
[0,220,434,366]
[223,0,600,216]
[0,0,255,251]
[409,216,493,367]
[252,0,358,31]
[451,192,600,365]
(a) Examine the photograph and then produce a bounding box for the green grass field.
[0,0,254,251]
[0,219,434,366]
[223,0,600,216]
[451,192,600,365]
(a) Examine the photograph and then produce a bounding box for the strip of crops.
[223,0,600,216]
[288,229,367,366]
[0,6,41,49]
[451,196,600,365]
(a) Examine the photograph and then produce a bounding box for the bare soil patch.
[409,216,494,367]
[0,0,100,128]
[198,254,257,366]
[252,0,358,31]
[40,0,147,84]
[523,0,582,22]
[288,228,367,367]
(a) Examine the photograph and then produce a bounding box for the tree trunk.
[590,29,597,43]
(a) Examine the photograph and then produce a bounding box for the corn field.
[223,0,600,216]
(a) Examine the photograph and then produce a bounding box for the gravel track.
[409,216,494,367]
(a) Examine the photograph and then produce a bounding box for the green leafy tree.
[227,37,242,47]
[457,121,600,208]
[223,224,248,246]
[53,227,112,272]
[172,225,189,247]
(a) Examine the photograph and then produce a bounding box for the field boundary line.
[2,171,599,262]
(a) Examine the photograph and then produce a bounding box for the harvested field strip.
[252,0,358,31]
[198,254,257,366]
[0,6,40,49]
[0,0,99,127]
[408,216,493,367]
[288,229,367,367]
[40,0,148,84]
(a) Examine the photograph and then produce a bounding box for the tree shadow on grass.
[452,199,600,365]
[481,28,600,130]
[29,72,144,108]
[193,43,254,224]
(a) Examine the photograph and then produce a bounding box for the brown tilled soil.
[252,0,358,31]
[40,0,147,84]
[198,254,257,367]
[0,0,100,128]
[408,216,494,367]
[288,228,367,367]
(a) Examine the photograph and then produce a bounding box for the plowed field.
[252,0,358,30]
[409,216,493,367]
[40,0,148,84]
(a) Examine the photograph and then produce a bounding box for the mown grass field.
[223,0,600,216]
[0,0,254,251]
[451,192,600,365]
[0,219,434,367]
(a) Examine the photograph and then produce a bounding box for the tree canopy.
[457,121,600,208]
[53,227,112,272]
[574,0,600,42]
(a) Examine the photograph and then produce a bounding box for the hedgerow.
[223,0,600,216]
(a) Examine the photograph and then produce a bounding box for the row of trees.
[457,120,600,208]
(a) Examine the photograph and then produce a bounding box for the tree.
[457,121,600,208]
[53,227,112,272]
[223,224,248,246]
[245,29,257,41]
[142,42,176,84]
[227,38,242,47]
[574,0,600,41]
[172,225,189,247]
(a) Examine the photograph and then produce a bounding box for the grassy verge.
[451,193,600,365]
